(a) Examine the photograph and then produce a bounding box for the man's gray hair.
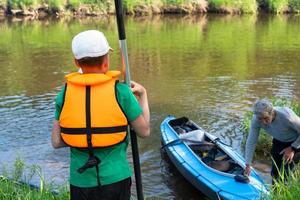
[253,99,273,117]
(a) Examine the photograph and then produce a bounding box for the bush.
[207,0,257,13]
[241,0,257,13]
[47,0,63,11]
[265,0,289,13]
[7,0,38,9]
[67,0,80,10]
[123,0,142,12]
[289,0,300,12]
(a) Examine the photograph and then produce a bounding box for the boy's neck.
[81,66,107,74]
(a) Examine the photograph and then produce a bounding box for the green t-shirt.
[55,82,142,187]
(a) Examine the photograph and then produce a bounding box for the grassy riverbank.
[2,157,300,199]
[263,0,300,13]
[0,157,69,200]
[0,157,161,200]
[271,167,300,200]
[0,176,69,200]
[0,0,300,17]
[208,0,258,13]
[242,99,300,158]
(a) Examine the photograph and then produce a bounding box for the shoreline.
[0,1,299,19]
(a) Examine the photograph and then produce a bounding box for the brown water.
[0,14,300,199]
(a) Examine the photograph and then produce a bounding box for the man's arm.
[245,118,260,164]
[288,109,300,150]
[244,117,260,175]
[129,81,150,138]
[51,120,67,148]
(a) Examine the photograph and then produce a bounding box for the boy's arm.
[52,85,67,148]
[129,81,150,138]
[51,120,67,148]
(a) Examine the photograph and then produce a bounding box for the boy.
[51,30,150,200]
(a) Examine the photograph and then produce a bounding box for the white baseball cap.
[72,30,112,59]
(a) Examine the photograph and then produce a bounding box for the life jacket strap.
[60,126,128,134]
[77,155,101,186]
[76,85,102,186]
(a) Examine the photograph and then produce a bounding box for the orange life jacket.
[59,71,128,148]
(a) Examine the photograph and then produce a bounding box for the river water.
[0,14,300,199]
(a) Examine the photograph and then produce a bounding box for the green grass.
[242,99,300,158]
[0,176,69,200]
[1,157,161,200]
[271,167,300,199]
[0,157,69,200]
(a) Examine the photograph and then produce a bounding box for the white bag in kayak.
[179,129,205,143]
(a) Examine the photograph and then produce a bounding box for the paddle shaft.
[113,1,144,200]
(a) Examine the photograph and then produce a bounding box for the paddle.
[113,1,144,200]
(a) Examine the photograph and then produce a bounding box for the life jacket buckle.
[77,156,101,174]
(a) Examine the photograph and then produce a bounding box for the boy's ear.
[74,59,80,68]
[106,55,109,66]
[103,55,109,70]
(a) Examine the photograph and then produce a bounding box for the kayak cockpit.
[168,117,245,177]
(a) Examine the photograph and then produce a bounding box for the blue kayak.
[161,116,269,200]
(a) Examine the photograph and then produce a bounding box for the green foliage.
[2,0,300,13]
[7,0,38,9]
[68,0,80,10]
[265,0,289,13]
[24,0,38,7]
[242,99,300,158]
[208,0,234,10]
[207,0,257,13]
[47,0,63,10]
[12,156,25,181]
[162,0,184,5]
[241,0,257,13]
[7,0,22,9]
[79,0,112,11]
[123,0,143,12]
[0,158,69,200]
[271,167,300,199]
[242,109,272,157]
[289,0,300,12]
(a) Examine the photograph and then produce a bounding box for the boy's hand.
[129,80,150,138]
[130,81,146,98]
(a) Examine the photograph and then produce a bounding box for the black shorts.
[70,177,131,200]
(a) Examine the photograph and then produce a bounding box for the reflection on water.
[0,14,300,199]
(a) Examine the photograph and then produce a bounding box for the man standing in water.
[244,99,300,181]
[51,30,150,200]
